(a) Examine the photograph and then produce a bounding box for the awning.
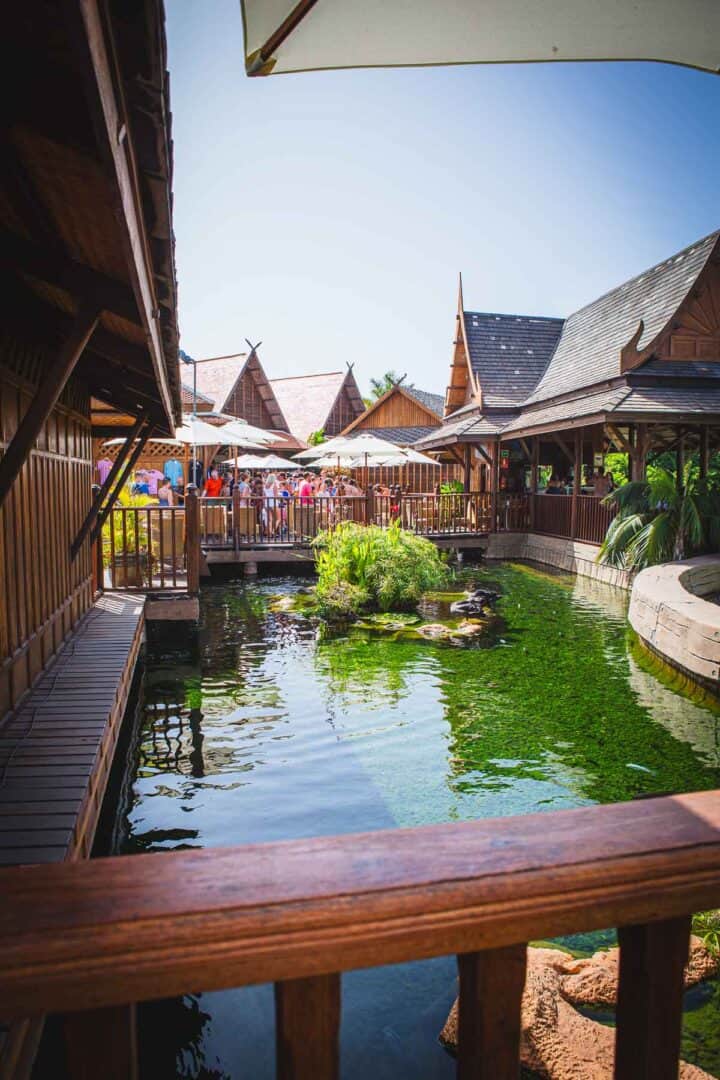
[240,1,720,77]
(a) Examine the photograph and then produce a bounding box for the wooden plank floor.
[0,592,144,866]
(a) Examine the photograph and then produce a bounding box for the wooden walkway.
[0,593,144,866]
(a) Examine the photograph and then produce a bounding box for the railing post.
[185,484,200,596]
[63,1003,138,1080]
[232,487,241,552]
[275,974,340,1080]
[570,429,582,539]
[615,916,691,1080]
[365,485,373,526]
[489,440,499,532]
[529,437,538,532]
[457,946,527,1080]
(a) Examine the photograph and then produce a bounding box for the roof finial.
[457,272,464,314]
[245,338,262,356]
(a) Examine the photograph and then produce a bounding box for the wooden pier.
[0,593,144,867]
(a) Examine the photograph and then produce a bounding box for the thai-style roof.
[270,369,364,442]
[194,350,289,431]
[525,230,720,406]
[194,353,248,411]
[346,425,439,446]
[415,408,516,449]
[403,386,445,416]
[2,1,181,434]
[464,312,564,407]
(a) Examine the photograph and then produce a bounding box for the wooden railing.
[1,791,718,1078]
[198,493,495,548]
[103,505,188,591]
[575,494,618,545]
[531,493,573,538]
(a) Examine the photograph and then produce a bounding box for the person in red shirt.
[202,468,223,498]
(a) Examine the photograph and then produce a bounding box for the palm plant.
[598,467,720,570]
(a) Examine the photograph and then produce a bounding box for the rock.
[450,588,500,617]
[416,623,451,639]
[561,935,719,1008]
[440,943,717,1079]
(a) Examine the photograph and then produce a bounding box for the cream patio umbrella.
[240,1,720,77]
[220,419,276,445]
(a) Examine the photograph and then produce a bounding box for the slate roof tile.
[525,231,719,405]
[463,312,564,407]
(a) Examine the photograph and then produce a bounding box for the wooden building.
[270,367,365,443]
[340,383,462,489]
[418,231,720,527]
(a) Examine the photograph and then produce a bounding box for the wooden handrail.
[1,791,718,1020]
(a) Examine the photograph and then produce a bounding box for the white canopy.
[219,419,276,446]
[241,1,720,77]
[174,418,233,445]
[223,453,302,469]
[293,444,329,461]
[358,448,440,467]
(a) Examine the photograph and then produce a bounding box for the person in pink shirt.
[145,469,165,496]
[298,472,315,505]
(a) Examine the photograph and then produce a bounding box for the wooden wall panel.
[325,385,362,437]
[226,369,277,430]
[359,392,441,430]
[0,334,93,720]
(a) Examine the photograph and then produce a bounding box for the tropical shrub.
[598,469,720,571]
[102,485,155,565]
[313,520,449,618]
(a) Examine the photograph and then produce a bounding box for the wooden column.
[529,437,539,531]
[185,485,200,596]
[457,946,527,1079]
[64,1003,138,1080]
[700,427,710,479]
[275,974,340,1080]
[463,444,472,493]
[570,429,582,539]
[615,916,691,1080]
[71,414,147,558]
[232,486,241,552]
[0,303,100,510]
[489,440,500,532]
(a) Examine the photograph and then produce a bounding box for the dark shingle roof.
[403,386,444,417]
[525,231,719,406]
[346,425,437,445]
[415,409,515,449]
[463,312,564,407]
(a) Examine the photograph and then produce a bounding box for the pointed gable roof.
[194,350,288,430]
[404,386,444,417]
[525,230,720,406]
[463,312,564,408]
[341,382,445,436]
[194,353,248,412]
[270,369,363,442]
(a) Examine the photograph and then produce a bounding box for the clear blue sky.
[167,0,720,397]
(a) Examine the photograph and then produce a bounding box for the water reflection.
[120,566,720,1078]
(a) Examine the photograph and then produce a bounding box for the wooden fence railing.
[103,505,188,591]
[1,790,718,1078]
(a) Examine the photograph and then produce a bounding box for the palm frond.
[597,512,646,567]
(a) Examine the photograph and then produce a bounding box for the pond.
[114,562,720,1079]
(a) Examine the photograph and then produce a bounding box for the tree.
[368,370,408,401]
[598,468,720,571]
[307,429,326,446]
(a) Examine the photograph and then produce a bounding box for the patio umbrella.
[223,453,302,470]
[293,444,330,461]
[240,1,718,77]
[219,419,276,445]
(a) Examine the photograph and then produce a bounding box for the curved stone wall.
[628,556,720,692]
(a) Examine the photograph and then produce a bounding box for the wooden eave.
[0,1,181,434]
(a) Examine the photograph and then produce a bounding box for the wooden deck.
[0,592,144,866]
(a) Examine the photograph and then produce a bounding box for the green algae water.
[118,563,720,1079]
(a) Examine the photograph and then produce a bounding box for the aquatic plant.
[694,910,720,957]
[313,520,450,617]
[598,469,720,570]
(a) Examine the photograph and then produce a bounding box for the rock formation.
[440,940,718,1079]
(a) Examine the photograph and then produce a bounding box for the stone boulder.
[440,941,718,1079]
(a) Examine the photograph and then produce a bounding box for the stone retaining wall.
[485,532,631,590]
[628,556,720,692]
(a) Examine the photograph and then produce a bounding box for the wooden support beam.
[91,430,150,543]
[489,439,500,532]
[615,916,691,1080]
[0,302,100,511]
[529,437,539,531]
[518,437,531,460]
[185,485,200,596]
[551,432,575,465]
[677,429,686,493]
[463,444,471,493]
[605,423,635,459]
[71,414,147,558]
[275,973,340,1080]
[474,444,493,467]
[457,946,527,1080]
